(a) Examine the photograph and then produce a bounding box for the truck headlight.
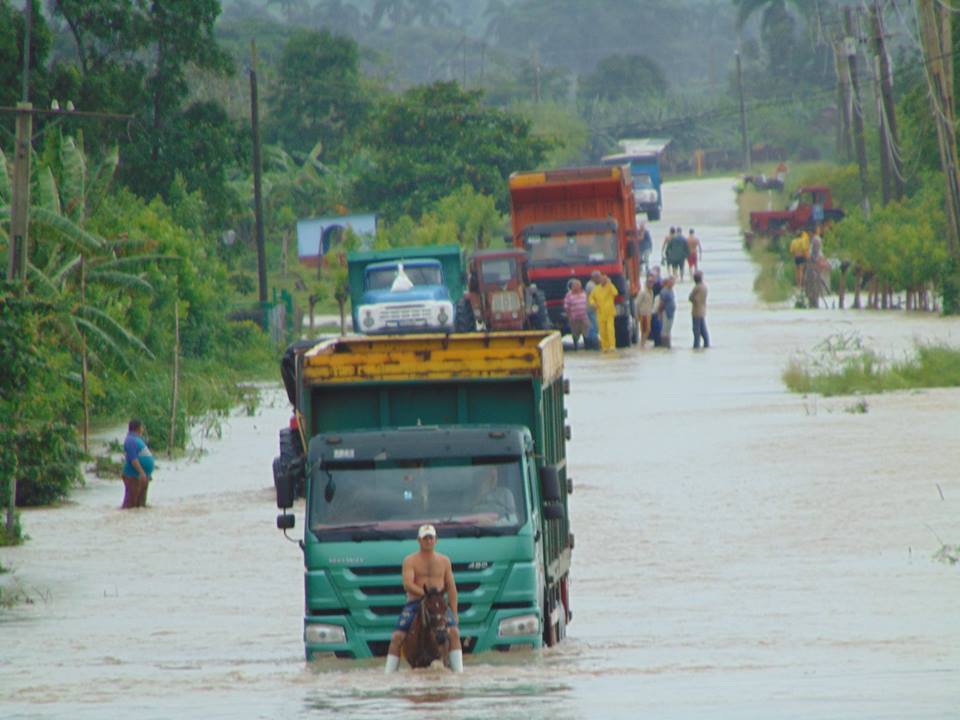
[497,613,539,638]
[437,307,449,325]
[304,623,347,644]
[363,310,375,329]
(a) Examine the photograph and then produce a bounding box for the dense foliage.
[353,81,550,219]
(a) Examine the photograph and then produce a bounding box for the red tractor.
[455,248,548,333]
[750,186,845,237]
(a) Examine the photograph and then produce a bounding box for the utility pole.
[869,22,891,205]
[844,6,871,218]
[918,0,960,258]
[832,42,853,161]
[735,49,751,171]
[249,40,268,310]
[7,0,32,285]
[871,1,904,202]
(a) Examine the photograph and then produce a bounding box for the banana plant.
[1,133,165,452]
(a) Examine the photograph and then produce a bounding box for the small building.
[296,213,377,267]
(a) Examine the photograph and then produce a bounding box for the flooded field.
[2,178,959,719]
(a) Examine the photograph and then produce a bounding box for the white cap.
[418,524,437,539]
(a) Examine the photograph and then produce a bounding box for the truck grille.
[359,583,479,596]
[380,304,432,323]
[370,603,472,617]
[491,291,521,312]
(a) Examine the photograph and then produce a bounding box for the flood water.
[3,178,959,719]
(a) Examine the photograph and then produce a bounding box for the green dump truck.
[273,331,573,660]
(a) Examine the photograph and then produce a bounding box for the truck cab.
[348,245,463,335]
[461,249,548,332]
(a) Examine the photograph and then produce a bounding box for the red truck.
[509,166,641,347]
[749,186,845,236]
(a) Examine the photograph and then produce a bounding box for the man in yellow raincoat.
[789,231,810,288]
[588,271,618,352]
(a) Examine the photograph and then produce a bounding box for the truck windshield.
[309,460,527,540]
[525,230,618,267]
[366,265,442,291]
[480,258,517,284]
[633,173,654,190]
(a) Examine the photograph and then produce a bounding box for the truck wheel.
[614,315,631,348]
[455,298,476,333]
[647,208,660,222]
[279,428,305,498]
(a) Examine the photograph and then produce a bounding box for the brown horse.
[401,587,450,669]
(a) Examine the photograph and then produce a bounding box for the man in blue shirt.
[122,419,153,508]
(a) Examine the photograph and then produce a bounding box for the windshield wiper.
[311,522,409,541]
[453,526,512,537]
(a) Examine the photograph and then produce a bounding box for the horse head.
[421,586,449,646]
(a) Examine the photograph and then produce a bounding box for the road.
[2,177,959,720]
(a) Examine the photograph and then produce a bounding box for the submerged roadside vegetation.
[783,333,960,396]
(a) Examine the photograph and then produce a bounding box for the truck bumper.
[304,609,543,661]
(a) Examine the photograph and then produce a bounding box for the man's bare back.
[403,550,452,600]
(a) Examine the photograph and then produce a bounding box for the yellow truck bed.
[301,331,563,385]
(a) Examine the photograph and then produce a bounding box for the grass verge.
[783,334,960,396]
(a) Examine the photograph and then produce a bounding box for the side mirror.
[540,465,561,502]
[543,504,565,520]
[273,457,295,509]
[504,234,513,247]
[277,513,295,530]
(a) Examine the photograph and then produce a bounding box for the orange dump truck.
[509,166,641,347]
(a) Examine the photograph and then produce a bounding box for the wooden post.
[249,41,268,307]
[8,104,32,283]
[80,255,90,454]
[168,296,180,457]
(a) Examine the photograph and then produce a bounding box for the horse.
[401,587,450,669]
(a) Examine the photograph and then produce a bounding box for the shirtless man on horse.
[384,524,464,672]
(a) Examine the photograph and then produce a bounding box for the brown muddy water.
[2,178,959,719]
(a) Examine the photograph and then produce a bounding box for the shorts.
[395,599,457,631]
[794,256,806,266]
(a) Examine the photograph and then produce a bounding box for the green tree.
[0,0,52,108]
[266,29,371,159]
[355,81,550,220]
[578,54,667,102]
[49,0,237,226]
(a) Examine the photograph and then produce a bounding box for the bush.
[0,424,85,507]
